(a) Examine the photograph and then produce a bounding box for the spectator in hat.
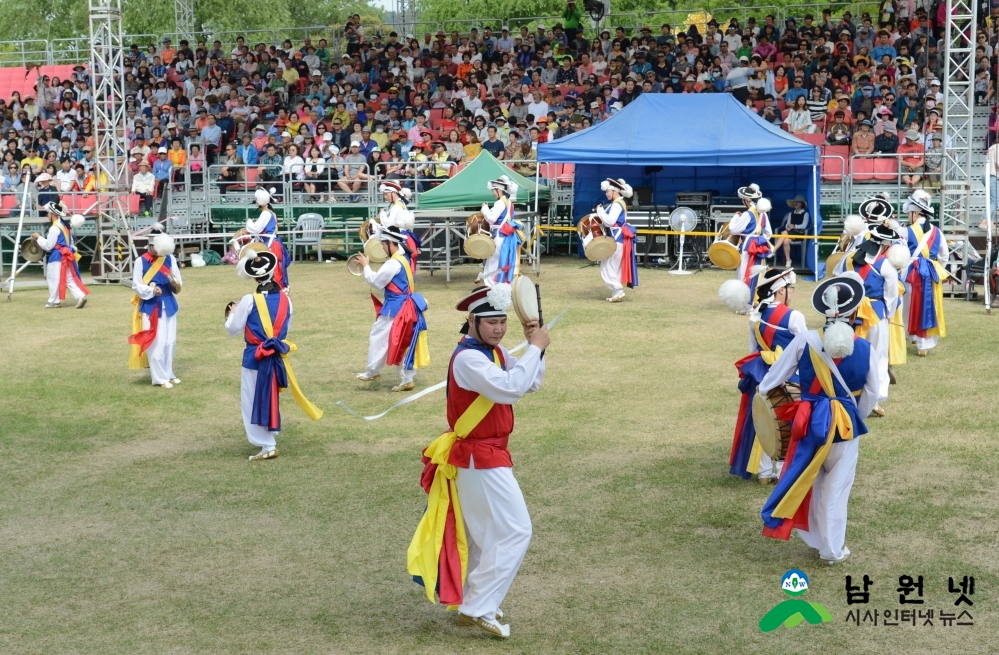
[898,129,924,188]
[827,111,851,145]
[774,194,810,267]
[132,161,156,215]
[152,146,172,196]
[923,132,942,186]
[874,119,898,153]
[852,119,875,155]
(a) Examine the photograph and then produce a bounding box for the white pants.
[868,318,889,403]
[456,457,532,621]
[143,312,177,385]
[795,437,859,560]
[481,235,514,287]
[46,260,86,304]
[759,452,784,478]
[241,367,278,450]
[365,315,416,383]
[736,250,752,287]
[599,241,624,297]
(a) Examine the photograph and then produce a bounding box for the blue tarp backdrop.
[537,94,823,276]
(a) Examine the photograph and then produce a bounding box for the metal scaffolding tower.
[89,0,132,283]
[394,0,418,35]
[174,0,196,42]
[941,0,978,293]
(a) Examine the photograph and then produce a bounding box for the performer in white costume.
[595,178,638,302]
[245,188,291,291]
[225,251,323,460]
[128,226,182,387]
[354,225,430,391]
[32,202,90,308]
[377,180,420,270]
[901,189,949,356]
[727,184,773,300]
[840,224,905,416]
[407,284,549,639]
[479,176,523,287]
[760,272,878,565]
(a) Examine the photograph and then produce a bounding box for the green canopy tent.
[415,151,550,208]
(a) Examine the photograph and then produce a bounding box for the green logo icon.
[759,570,833,632]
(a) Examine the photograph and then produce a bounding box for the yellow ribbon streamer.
[772,343,856,519]
[888,280,907,366]
[407,349,501,605]
[252,293,324,421]
[127,256,166,370]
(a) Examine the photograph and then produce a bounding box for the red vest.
[446,339,515,469]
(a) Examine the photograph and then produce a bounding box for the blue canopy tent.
[537,94,823,277]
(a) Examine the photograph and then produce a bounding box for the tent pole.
[534,161,541,274]
[812,164,819,280]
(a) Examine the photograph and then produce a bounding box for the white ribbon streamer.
[334,308,568,420]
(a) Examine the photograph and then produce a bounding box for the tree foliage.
[0,0,380,41]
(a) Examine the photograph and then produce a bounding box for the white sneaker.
[75,296,88,309]
[170,378,181,385]
[159,381,174,389]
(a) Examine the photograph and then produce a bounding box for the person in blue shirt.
[236,133,258,166]
[785,76,809,103]
[870,31,897,61]
[152,148,173,196]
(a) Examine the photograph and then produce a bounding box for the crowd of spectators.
[1,2,997,211]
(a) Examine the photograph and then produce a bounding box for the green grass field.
[0,259,994,654]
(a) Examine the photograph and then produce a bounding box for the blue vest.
[757,304,796,353]
[138,254,179,318]
[380,258,412,318]
[489,198,519,237]
[848,255,888,319]
[242,292,289,369]
[797,337,871,442]
[256,210,279,245]
[47,222,74,263]
[609,197,628,243]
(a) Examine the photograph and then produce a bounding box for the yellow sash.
[772,339,857,519]
[888,280,907,366]
[251,293,324,421]
[128,256,166,370]
[57,223,82,261]
[908,222,948,338]
[392,252,431,369]
[407,349,501,606]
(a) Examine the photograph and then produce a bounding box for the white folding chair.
[292,212,324,262]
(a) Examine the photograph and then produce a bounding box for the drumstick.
[535,283,545,360]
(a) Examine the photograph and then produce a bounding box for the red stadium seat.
[873,157,898,180]
[0,193,18,216]
[820,155,847,181]
[798,133,826,146]
[557,163,575,183]
[851,157,876,182]
[429,109,444,129]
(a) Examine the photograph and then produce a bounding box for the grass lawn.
[0,258,994,654]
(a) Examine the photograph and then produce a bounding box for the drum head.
[752,392,781,459]
[585,236,617,262]
[826,253,846,278]
[20,239,43,262]
[464,234,496,260]
[364,236,388,262]
[512,275,540,325]
[239,242,269,259]
[708,241,740,270]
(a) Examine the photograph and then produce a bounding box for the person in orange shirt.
[168,139,188,189]
[898,129,925,188]
[160,37,177,65]
[456,52,474,80]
